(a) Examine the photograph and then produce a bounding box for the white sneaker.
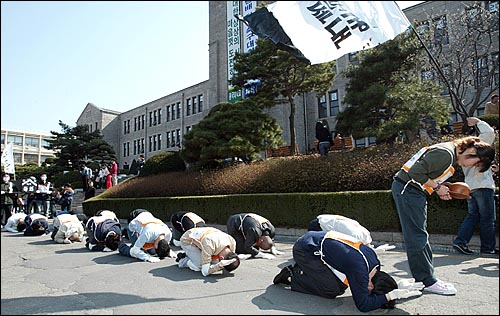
[424,280,457,295]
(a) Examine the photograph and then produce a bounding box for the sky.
[1,1,423,136]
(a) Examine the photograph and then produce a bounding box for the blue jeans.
[392,180,436,287]
[453,188,496,252]
[318,141,330,156]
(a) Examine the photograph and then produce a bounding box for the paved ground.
[1,223,498,315]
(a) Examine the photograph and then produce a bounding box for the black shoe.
[453,244,474,255]
[273,266,292,285]
[176,252,187,263]
[121,228,128,238]
[480,248,499,256]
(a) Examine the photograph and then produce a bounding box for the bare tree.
[416,2,499,120]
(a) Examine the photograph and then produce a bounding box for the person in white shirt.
[4,212,27,232]
[51,213,85,244]
[118,211,172,262]
[176,226,240,276]
[453,117,499,256]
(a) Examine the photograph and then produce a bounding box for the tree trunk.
[288,95,297,155]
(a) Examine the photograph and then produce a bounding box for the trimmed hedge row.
[82,190,494,235]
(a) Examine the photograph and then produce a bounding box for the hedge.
[82,190,496,235]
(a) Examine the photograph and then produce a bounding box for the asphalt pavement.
[1,221,498,315]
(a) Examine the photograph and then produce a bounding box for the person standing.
[484,93,499,115]
[84,181,96,200]
[136,155,145,175]
[98,164,110,190]
[110,159,118,186]
[57,183,74,215]
[34,173,53,218]
[315,120,333,157]
[453,117,499,256]
[81,164,92,193]
[1,173,17,227]
[392,136,495,295]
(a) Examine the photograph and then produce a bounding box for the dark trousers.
[290,238,347,299]
[1,204,13,225]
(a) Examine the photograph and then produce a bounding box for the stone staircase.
[71,189,105,214]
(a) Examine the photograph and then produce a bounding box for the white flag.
[266,1,411,64]
[1,142,15,174]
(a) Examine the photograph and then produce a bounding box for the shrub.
[139,151,186,177]
[51,170,83,189]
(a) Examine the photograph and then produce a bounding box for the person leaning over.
[226,212,282,260]
[23,213,49,236]
[176,226,240,276]
[392,135,495,295]
[453,117,499,256]
[51,213,85,244]
[118,210,172,263]
[85,210,122,252]
[273,230,423,312]
[170,211,206,246]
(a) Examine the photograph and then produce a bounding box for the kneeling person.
[86,210,121,251]
[23,213,49,236]
[227,212,280,259]
[118,211,172,263]
[170,211,205,246]
[51,213,85,244]
[177,226,240,276]
[5,212,27,232]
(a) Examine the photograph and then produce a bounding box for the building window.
[192,96,197,114]
[25,137,39,148]
[198,94,203,112]
[186,98,192,116]
[348,51,359,65]
[476,55,489,87]
[134,117,137,131]
[41,139,51,148]
[171,130,176,147]
[166,132,170,148]
[329,91,339,116]
[24,154,38,164]
[149,136,152,152]
[95,122,98,131]
[158,108,162,124]
[171,103,176,120]
[176,102,181,119]
[133,140,137,155]
[176,129,181,147]
[166,105,171,122]
[318,95,327,118]
[432,15,448,46]
[153,135,157,151]
[153,110,158,126]
[123,143,127,157]
[141,138,145,153]
[7,135,23,146]
[149,112,153,127]
[186,126,191,133]
[141,115,145,130]
[158,133,162,149]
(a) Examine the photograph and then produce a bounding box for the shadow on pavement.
[251,284,412,315]
[149,264,236,283]
[0,292,174,314]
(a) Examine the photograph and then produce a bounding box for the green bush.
[51,170,83,189]
[139,151,186,177]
